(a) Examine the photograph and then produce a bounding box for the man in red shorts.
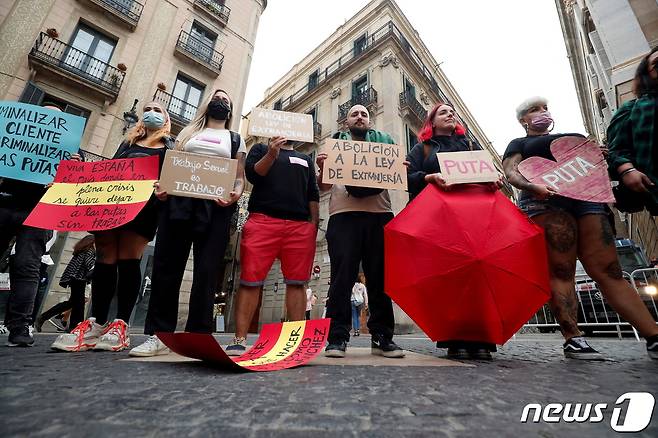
[226,136,319,355]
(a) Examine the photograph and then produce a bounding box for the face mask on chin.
[207,99,231,121]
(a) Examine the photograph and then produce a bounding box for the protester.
[225,133,319,356]
[316,104,404,358]
[130,90,246,357]
[406,102,502,360]
[36,235,95,332]
[351,274,368,336]
[503,96,658,360]
[52,102,173,352]
[606,46,658,215]
[1,104,81,347]
[305,285,316,320]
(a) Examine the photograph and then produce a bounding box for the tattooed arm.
[502,153,557,200]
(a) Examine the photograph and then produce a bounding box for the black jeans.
[39,279,86,331]
[0,207,50,330]
[325,212,395,344]
[144,201,232,335]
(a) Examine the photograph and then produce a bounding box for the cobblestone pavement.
[0,332,656,437]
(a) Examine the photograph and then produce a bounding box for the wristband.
[619,168,637,178]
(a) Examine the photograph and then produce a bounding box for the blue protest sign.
[0,101,85,184]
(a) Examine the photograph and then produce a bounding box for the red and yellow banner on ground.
[24,156,158,232]
[157,319,330,372]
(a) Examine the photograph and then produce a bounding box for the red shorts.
[240,213,317,286]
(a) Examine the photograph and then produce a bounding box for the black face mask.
[207,99,231,121]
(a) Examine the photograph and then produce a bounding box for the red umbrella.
[385,184,550,344]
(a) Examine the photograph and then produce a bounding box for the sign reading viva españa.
[157,319,330,372]
[24,156,159,232]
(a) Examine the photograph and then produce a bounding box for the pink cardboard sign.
[517,136,614,203]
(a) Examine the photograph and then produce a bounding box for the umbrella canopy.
[385,184,550,344]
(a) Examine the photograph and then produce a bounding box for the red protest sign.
[24,156,159,232]
[157,318,330,372]
[517,136,614,203]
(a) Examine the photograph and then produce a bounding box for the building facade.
[555,0,658,260]
[0,0,266,329]
[233,0,504,333]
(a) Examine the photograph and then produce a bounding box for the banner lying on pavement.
[157,319,330,372]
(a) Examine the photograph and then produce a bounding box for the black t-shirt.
[503,133,585,161]
[113,140,171,173]
[245,144,319,221]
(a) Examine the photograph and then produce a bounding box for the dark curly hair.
[633,46,658,96]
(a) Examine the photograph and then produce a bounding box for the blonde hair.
[515,96,548,120]
[125,101,171,145]
[176,89,233,150]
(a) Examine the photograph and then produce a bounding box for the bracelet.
[619,168,637,178]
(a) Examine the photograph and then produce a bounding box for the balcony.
[194,0,231,27]
[174,30,224,76]
[337,86,378,122]
[28,32,125,103]
[152,88,198,133]
[77,0,144,30]
[399,90,427,126]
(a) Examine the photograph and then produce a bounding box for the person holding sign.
[406,102,502,360]
[225,134,319,356]
[1,104,82,347]
[130,90,246,357]
[52,102,174,353]
[503,96,658,360]
[316,105,404,358]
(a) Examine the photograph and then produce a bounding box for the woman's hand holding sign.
[529,183,558,200]
[154,181,168,201]
[425,172,451,191]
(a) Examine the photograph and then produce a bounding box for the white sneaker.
[51,318,105,352]
[129,335,170,357]
[95,319,130,352]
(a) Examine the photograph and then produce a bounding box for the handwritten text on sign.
[0,101,85,184]
[322,140,408,191]
[23,156,158,231]
[248,107,314,143]
[437,151,499,185]
[517,136,614,203]
[158,150,237,201]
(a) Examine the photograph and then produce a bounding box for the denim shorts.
[517,191,607,218]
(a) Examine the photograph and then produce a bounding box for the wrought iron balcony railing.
[153,88,199,126]
[84,0,144,29]
[399,90,427,125]
[276,21,450,112]
[175,30,224,75]
[337,86,378,122]
[28,32,125,101]
[194,0,231,26]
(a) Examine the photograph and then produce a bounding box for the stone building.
[233,0,505,333]
[0,0,266,329]
[555,0,658,259]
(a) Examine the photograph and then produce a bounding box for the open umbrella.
[385,184,550,344]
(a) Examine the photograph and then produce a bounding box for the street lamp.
[122,98,139,134]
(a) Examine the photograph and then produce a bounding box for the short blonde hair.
[515,96,548,120]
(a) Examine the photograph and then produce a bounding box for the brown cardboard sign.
[248,107,314,142]
[437,151,499,185]
[159,150,237,201]
[321,139,407,191]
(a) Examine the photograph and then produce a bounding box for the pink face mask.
[528,112,553,132]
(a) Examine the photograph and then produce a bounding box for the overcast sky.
[242,0,586,154]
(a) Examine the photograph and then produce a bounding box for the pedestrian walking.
[130,90,246,357]
[36,235,95,332]
[225,132,319,356]
[502,96,658,360]
[351,274,368,336]
[317,104,404,358]
[305,285,317,320]
[52,102,173,352]
[406,102,503,360]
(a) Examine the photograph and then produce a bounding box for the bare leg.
[532,211,581,340]
[577,215,658,338]
[285,284,306,321]
[234,285,261,339]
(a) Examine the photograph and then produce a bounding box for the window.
[273,99,282,110]
[19,82,91,129]
[406,126,418,153]
[353,34,367,56]
[352,75,368,99]
[65,23,117,80]
[188,21,217,62]
[404,77,416,97]
[308,70,319,91]
[171,74,204,120]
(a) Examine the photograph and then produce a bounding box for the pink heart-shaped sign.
[517,136,614,203]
